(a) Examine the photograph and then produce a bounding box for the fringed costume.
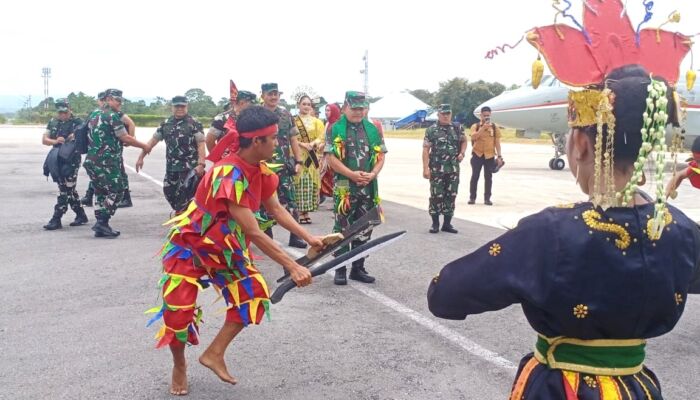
[147,153,278,348]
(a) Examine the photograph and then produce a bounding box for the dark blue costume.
[428,202,700,399]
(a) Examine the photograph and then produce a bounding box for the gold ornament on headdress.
[292,86,318,104]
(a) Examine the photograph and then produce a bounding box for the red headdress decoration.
[527,0,692,87]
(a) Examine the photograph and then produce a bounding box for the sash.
[293,116,319,168]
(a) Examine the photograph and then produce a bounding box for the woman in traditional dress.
[428,64,700,399]
[293,95,325,223]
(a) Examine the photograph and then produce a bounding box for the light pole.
[42,67,51,110]
[360,50,369,95]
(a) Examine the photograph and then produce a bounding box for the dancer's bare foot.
[170,362,188,396]
[199,352,238,385]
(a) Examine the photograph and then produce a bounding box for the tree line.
[410,78,518,126]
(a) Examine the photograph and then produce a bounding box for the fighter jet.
[476,75,700,170]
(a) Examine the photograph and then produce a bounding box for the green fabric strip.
[536,337,646,369]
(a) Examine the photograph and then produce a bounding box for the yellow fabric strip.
[563,370,579,394]
[599,376,622,400]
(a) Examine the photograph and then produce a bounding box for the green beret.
[55,98,69,112]
[438,104,452,113]
[105,88,123,98]
[261,83,281,94]
[172,96,188,105]
[237,90,257,102]
[345,91,369,108]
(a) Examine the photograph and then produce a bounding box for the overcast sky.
[2,0,698,105]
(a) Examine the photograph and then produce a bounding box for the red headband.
[206,123,278,162]
[239,124,278,138]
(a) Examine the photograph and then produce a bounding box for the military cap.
[172,95,188,106]
[97,91,106,100]
[55,98,70,112]
[261,83,282,94]
[344,91,369,108]
[105,88,123,98]
[438,104,452,113]
[237,90,257,102]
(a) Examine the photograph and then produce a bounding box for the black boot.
[80,187,94,207]
[43,211,63,230]
[484,198,493,206]
[441,215,458,234]
[92,216,120,238]
[69,207,89,226]
[349,259,375,283]
[429,215,440,233]
[334,267,347,285]
[117,190,132,208]
[289,232,307,249]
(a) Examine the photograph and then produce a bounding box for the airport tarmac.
[1,125,699,399]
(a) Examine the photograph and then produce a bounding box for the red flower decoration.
[527,0,691,86]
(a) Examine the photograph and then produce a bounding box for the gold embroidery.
[617,377,633,399]
[582,209,631,250]
[583,375,598,388]
[675,293,683,305]
[488,243,502,256]
[555,203,576,208]
[573,304,589,319]
[646,211,673,241]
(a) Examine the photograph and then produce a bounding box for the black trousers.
[469,153,495,200]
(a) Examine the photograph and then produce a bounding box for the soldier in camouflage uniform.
[81,91,136,208]
[83,89,151,238]
[326,91,388,285]
[205,90,257,152]
[41,98,89,230]
[136,96,206,212]
[260,82,307,248]
[422,104,466,234]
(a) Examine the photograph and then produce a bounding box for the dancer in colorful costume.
[148,106,323,396]
[428,2,700,399]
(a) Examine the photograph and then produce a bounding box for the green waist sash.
[534,335,646,376]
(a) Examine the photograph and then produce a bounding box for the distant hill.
[0,95,38,113]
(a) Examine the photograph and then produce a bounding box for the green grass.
[383,128,552,144]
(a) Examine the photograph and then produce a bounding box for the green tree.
[66,92,98,115]
[409,89,435,107]
[185,88,217,117]
[434,78,505,126]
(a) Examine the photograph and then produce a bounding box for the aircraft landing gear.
[549,158,566,170]
[549,132,567,170]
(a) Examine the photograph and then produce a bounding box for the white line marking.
[124,164,163,187]
[282,245,517,370]
[129,161,517,371]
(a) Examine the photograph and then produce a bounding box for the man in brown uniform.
[468,106,502,205]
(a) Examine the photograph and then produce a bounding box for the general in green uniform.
[326,91,388,285]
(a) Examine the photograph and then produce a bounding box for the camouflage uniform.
[83,106,128,220]
[46,115,84,215]
[154,114,205,211]
[326,116,388,248]
[209,110,234,142]
[424,123,465,216]
[269,107,299,215]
